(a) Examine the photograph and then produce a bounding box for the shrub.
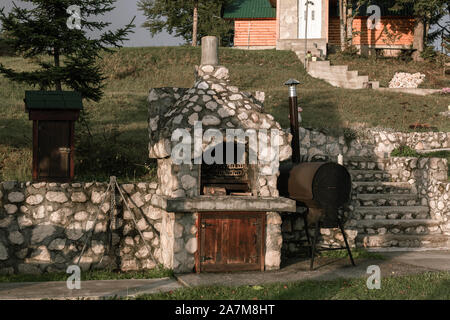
[343,128,358,147]
[391,145,419,157]
[420,46,437,61]
[342,45,359,57]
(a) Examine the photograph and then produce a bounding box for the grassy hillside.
[0,46,449,181]
[328,52,450,89]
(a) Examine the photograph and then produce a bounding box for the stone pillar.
[265,212,283,270]
[201,36,219,66]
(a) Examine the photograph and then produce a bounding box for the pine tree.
[138,0,233,47]
[390,0,448,61]
[0,0,135,101]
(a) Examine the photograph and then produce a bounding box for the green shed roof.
[25,91,83,110]
[223,0,276,19]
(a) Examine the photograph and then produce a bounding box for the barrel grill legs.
[303,212,312,256]
[309,217,356,270]
[310,221,320,270]
[338,218,356,267]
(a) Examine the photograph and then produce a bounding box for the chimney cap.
[284,79,300,86]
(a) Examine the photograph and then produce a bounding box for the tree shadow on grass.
[425,279,450,299]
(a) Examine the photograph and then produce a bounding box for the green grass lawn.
[134,271,450,300]
[318,248,385,260]
[1,46,449,181]
[0,266,173,283]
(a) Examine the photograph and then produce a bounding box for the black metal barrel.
[278,161,351,225]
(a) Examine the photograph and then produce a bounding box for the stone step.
[345,160,388,170]
[347,70,359,78]
[326,78,367,89]
[308,70,361,82]
[296,50,323,60]
[357,75,369,83]
[355,194,422,207]
[330,65,348,73]
[349,169,391,182]
[291,41,327,53]
[356,219,441,235]
[306,60,330,68]
[307,65,347,74]
[368,81,380,89]
[354,181,416,194]
[356,234,450,248]
[354,206,429,219]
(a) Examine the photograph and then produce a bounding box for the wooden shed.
[224,0,415,54]
[223,0,277,48]
[25,91,83,182]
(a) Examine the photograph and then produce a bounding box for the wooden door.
[37,121,71,180]
[298,0,322,39]
[197,212,265,272]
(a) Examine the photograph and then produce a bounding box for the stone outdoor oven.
[148,37,296,273]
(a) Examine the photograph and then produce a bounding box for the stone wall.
[294,127,450,160]
[0,181,163,274]
[432,181,450,236]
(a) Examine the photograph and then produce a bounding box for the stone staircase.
[347,161,449,250]
[305,60,380,89]
[292,43,325,60]
[284,39,379,89]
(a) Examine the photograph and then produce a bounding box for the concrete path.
[0,251,448,299]
[176,251,450,288]
[375,88,441,96]
[380,250,450,272]
[0,277,182,300]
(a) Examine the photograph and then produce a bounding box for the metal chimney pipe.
[285,79,301,163]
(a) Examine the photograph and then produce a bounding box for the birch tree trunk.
[339,0,347,51]
[192,0,199,46]
[346,5,353,48]
[412,18,425,61]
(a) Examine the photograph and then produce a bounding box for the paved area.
[375,88,441,96]
[0,278,181,300]
[380,250,450,272]
[0,250,448,299]
[176,250,450,288]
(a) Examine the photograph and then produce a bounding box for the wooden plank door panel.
[198,212,265,272]
[38,121,71,180]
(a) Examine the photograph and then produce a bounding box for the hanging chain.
[76,181,112,266]
[76,177,157,268]
[114,179,157,264]
[108,176,117,249]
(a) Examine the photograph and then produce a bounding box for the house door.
[37,120,71,180]
[298,0,322,39]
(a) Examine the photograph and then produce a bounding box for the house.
[223,0,416,56]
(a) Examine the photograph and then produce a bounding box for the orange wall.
[329,16,414,46]
[234,19,277,47]
[328,16,341,45]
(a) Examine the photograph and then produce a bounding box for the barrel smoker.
[277,79,355,270]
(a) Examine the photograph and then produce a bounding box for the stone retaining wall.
[0,181,163,275]
[433,181,450,236]
[295,127,450,160]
